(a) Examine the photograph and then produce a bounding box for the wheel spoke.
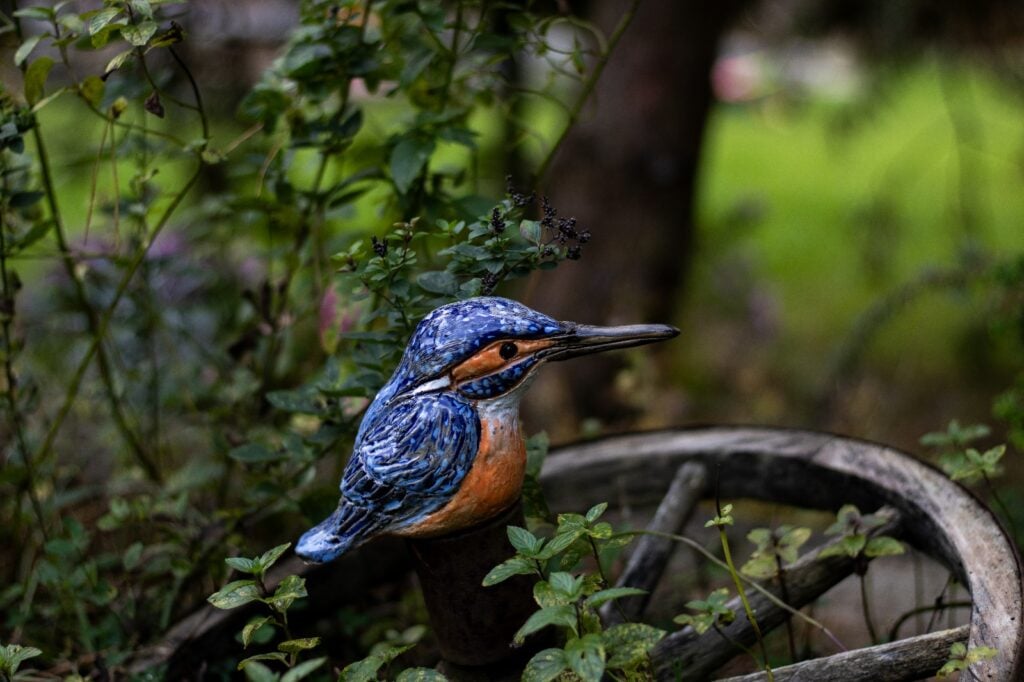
[601,461,707,625]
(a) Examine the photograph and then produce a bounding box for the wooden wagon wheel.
[538,426,1023,681]
[137,426,1022,681]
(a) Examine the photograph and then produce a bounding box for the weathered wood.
[133,428,1022,679]
[721,625,970,682]
[541,427,1024,681]
[653,508,901,681]
[601,461,707,625]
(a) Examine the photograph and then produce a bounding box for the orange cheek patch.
[450,338,556,382]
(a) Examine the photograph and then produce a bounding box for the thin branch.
[31,166,202,472]
[533,0,641,183]
[31,122,160,482]
[0,186,49,541]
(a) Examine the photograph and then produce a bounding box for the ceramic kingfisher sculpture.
[296,296,678,563]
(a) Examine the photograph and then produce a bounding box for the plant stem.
[888,600,971,641]
[30,123,161,482]
[859,571,879,645]
[440,1,464,106]
[982,473,1018,541]
[633,529,848,653]
[533,0,641,183]
[168,47,210,142]
[775,557,797,662]
[31,167,201,471]
[0,192,49,541]
[718,525,774,681]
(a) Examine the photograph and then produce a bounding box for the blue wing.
[296,392,479,563]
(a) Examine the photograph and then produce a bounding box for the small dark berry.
[567,246,582,260]
[490,207,506,233]
[481,272,499,294]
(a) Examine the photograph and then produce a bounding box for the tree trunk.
[524,0,748,437]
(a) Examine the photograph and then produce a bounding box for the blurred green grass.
[692,60,1024,385]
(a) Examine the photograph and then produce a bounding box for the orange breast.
[395,416,526,538]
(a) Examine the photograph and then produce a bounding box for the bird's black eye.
[499,342,518,360]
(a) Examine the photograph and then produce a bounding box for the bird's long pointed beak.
[540,322,679,361]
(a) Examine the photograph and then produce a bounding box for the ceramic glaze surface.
[296,296,678,563]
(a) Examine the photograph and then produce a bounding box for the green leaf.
[416,270,459,295]
[746,528,772,550]
[88,8,122,35]
[240,661,278,682]
[339,655,387,682]
[24,56,53,105]
[278,637,320,653]
[229,443,282,463]
[280,658,326,682]
[603,623,666,669]
[514,605,577,644]
[522,648,568,682]
[548,571,583,601]
[674,588,734,634]
[127,0,154,19]
[14,34,44,67]
[283,42,332,78]
[585,502,608,524]
[242,616,273,647]
[507,525,540,555]
[519,219,541,244]
[740,554,778,580]
[13,7,54,21]
[207,580,260,609]
[818,533,867,559]
[776,526,812,564]
[122,19,158,46]
[267,574,306,612]
[395,669,448,681]
[226,556,258,574]
[705,504,734,527]
[390,137,434,194]
[123,542,144,570]
[0,644,43,675]
[936,659,966,677]
[864,536,905,558]
[257,543,291,571]
[31,85,68,112]
[238,652,288,670]
[482,556,535,586]
[533,581,566,608]
[536,529,582,560]
[565,634,606,682]
[104,49,133,75]
[585,587,647,609]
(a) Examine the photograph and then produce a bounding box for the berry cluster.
[539,196,589,260]
[489,207,506,234]
[481,272,500,294]
[506,175,535,208]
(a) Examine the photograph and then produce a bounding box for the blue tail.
[295,502,382,563]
